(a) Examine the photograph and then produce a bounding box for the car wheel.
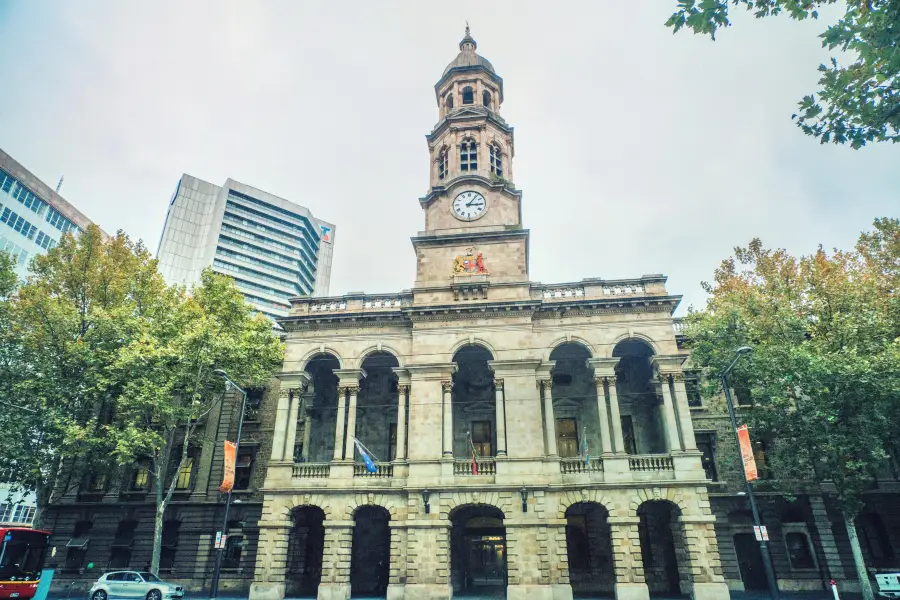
[146,590,162,600]
[92,591,107,600]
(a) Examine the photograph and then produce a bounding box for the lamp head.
[213,369,228,377]
[735,347,753,356]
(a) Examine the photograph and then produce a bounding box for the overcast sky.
[1,1,895,313]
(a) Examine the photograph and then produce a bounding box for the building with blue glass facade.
[156,175,335,320]
[0,148,101,280]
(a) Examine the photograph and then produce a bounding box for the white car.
[88,571,184,600]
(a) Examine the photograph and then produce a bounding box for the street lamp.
[721,347,780,600]
[209,369,248,600]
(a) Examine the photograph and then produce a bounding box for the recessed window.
[489,144,503,177]
[235,451,255,490]
[131,461,150,491]
[223,535,244,568]
[557,418,578,458]
[438,148,448,180]
[785,532,815,569]
[446,93,454,110]
[696,433,718,481]
[471,420,492,457]
[175,457,194,490]
[160,520,180,571]
[462,86,474,105]
[482,90,492,108]
[460,139,477,172]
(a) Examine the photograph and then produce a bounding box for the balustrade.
[453,458,496,476]
[628,454,674,472]
[292,463,330,478]
[560,457,604,474]
[543,287,584,299]
[353,462,394,478]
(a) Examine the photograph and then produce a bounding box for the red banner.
[737,425,758,482]
[219,441,236,492]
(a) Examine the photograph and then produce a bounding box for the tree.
[666,1,900,148]
[684,218,900,600]
[109,268,284,574]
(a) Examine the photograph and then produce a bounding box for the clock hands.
[466,199,485,207]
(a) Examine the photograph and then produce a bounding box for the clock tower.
[413,27,529,292]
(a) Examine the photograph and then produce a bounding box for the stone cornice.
[419,174,522,207]
[426,107,514,143]
[410,227,529,248]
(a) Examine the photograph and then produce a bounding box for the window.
[460,139,477,172]
[438,148,448,180]
[388,423,397,462]
[471,420,492,457]
[10,505,35,525]
[696,433,718,481]
[734,379,753,406]
[489,144,502,177]
[175,457,194,490]
[482,90,492,108]
[131,462,150,491]
[785,532,815,569]
[446,93,454,110]
[859,513,894,562]
[565,517,590,571]
[160,520,179,571]
[109,520,137,568]
[685,372,702,407]
[753,439,770,480]
[87,472,107,493]
[621,416,637,455]
[235,451,255,490]
[223,535,244,568]
[0,503,9,522]
[557,418,578,458]
[462,86,474,105]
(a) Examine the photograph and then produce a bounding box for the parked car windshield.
[139,572,162,582]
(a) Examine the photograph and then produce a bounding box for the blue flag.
[354,438,378,473]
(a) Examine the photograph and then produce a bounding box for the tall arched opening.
[452,345,497,461]
[638,500,690,597]
[565,502,614,597]
[285,506,326,597]
[549,343,599,461]
[612,340,665,454]
[357,352,401,463]
[450,504,507,595]
[303,353,341,462]
[350,506,391,597]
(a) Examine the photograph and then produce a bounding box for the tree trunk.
[843,510,875,600]
[150,468,164,575]
[31,484,51,531]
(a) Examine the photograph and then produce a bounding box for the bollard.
[830,579,840,600]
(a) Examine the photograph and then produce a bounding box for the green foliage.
[666,1,900,148]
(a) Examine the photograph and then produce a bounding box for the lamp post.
[722,347,779,600]
[209,369,248,600]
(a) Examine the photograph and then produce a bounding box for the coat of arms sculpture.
[451,247,489,276]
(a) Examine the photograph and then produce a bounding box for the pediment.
[552,397,583,411]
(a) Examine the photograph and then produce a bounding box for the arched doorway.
[638,501,689,597]
[286,506,326,597]
[612,340,665,454]
[357,352,401,463]
[450,505,507,595]
[549,343,599,460]
[303,354,340,462]
[452,345,497,460]
[351,506,391,597]
[565,502,614,597]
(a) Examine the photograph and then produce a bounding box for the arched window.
[482,90,492,108]
[446,93,454,110]
[460,138,477,172]
[438,147,448,180]
[462,86,474,105]
[489,144,502,177]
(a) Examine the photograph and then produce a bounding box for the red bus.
[0,528,51,600]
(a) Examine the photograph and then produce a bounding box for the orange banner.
[219,441,236,493]
[737,425,758,482]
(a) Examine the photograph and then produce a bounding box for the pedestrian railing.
[560,457,604,474]
[293,463,330,478]
[628,454,674,472]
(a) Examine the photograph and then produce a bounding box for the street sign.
[214,531,222,549]
[753,525,769,541]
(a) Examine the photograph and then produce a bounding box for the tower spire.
[460,22,476,51]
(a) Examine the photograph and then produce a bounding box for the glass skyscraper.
[0,148,101,280]
[156,175,335,320]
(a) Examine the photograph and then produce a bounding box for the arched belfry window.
[460,138,477,172]
[446,94,454,110]
[489,144,502,177]
[462,86,474,105]
[438,147,448,180]
[482,90,492,108]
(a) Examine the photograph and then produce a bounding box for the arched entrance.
[565,502,614,597]
[549,343,599,460]
[612,340,665,454]
[638,500,689,597]
[357,352,401,462]
[452,345,498,460]
[450,505,507,595]
[351,506,391,597]
[286,506,325,597]
[303,353,341,462]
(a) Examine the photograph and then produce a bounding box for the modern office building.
[156,176,335,320]
[0,148,101,279]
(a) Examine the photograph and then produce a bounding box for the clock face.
[452,191,487,220]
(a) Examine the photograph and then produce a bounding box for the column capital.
[537,378,552,391]
[338,385,360,395]
[494,379,504,392]
[441,380,453,393]
[587,357,620,377]
[397,384,410,395]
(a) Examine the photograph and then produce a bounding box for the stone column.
[396,384,409,461]
[318,520,354,600]
[249,496,291,600]
[607,378,626,454]
[270,373,309,462]
[333,386,348,461]
[406,364,455,465]
[284,389,302,462]
[494,379,507,456]
[488,359,543,462]
[271,386,291,462]
[301,410,312,462]
[539,379,558,456]
[343,385,360,460]
[593,377,613,455]
[658,375,683,453]
[442,380,454,457]
[670,373,698,451]
[679,515,730,600]
[609,516,650,600]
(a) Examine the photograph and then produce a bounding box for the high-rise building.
[156,175,335,320]
[0,148,101,279]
